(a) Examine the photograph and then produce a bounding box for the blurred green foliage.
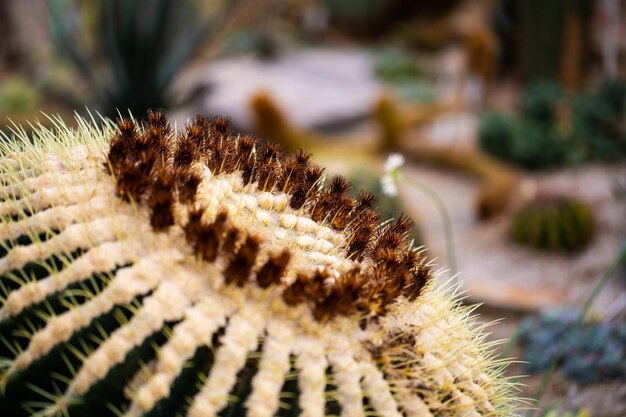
[477,112,516,161]
[372,48,434,103]
[518,309,626,385]
[572,79,626,161]
[0,77,40,113]
[324,0,460,38]
[511,195,594,253]
[510,121,571,169]
[49,0,243,118]
[374,48,424,81]
[520,81,563,124]
[518,0,593,83]
[479,80,626,170]
[324,0,400,37]
[519,0,566,83]
[478,112,570,170]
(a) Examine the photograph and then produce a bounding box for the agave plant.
[0,112,517,416]
[49,0,246,118]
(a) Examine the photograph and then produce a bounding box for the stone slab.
[195,48,384,129]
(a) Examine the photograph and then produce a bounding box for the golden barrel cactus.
[0,112,516,416]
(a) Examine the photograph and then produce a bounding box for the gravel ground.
[398,162,626,417]
[400,162,626,316]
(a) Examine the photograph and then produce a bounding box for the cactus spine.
[0,113,517,416]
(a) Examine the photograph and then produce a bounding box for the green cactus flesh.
[512,195,594,252]
[0,112,517,416]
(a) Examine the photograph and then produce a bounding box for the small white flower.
[384,153,405,173]
[381,153,405,197]
[380,174,398,196]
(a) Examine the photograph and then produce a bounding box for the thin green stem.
[401,174,458,278]
[500,327,520,360]
[528,246,625,417]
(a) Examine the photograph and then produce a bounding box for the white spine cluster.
[0,117,517,417]
[245,319,293,417]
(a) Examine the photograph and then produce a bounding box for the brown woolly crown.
[105,110,430,321]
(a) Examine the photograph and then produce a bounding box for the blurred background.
[1,0,625,416]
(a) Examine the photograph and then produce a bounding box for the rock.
[190,48,384,129]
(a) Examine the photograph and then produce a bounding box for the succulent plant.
[478,111,570,170]
[323,0,401,37]
[0,112,516,416]
[372,50,433,103]
[511,194,594,252]
[520,81,563,125]
[477,112,517,162]
[518,309,626,385]
[0,77,40,114]
[480,79,626,169]
[571,79,626,161]
[479,81,569,170]
[510,120,571,170]
[49,0,248,118]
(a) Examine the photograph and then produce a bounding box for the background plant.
[571,79,626,161]
[479,114,571,170]
[520,81,564,124]
[0,76,40,113]
[479,81,571,169]
[524,244,626,417]
[372,48,434,103]
[511,195,594,252]
[518,308,626,385]
[49,0,248,118]
[479,79,626,170]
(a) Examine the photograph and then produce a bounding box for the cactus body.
[0,113,516,416]
[512,195,594,252]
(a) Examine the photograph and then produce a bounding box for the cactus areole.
[0,112,516,417]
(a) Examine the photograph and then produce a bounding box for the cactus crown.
[106,111,430,320]
[0,112,517,417]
